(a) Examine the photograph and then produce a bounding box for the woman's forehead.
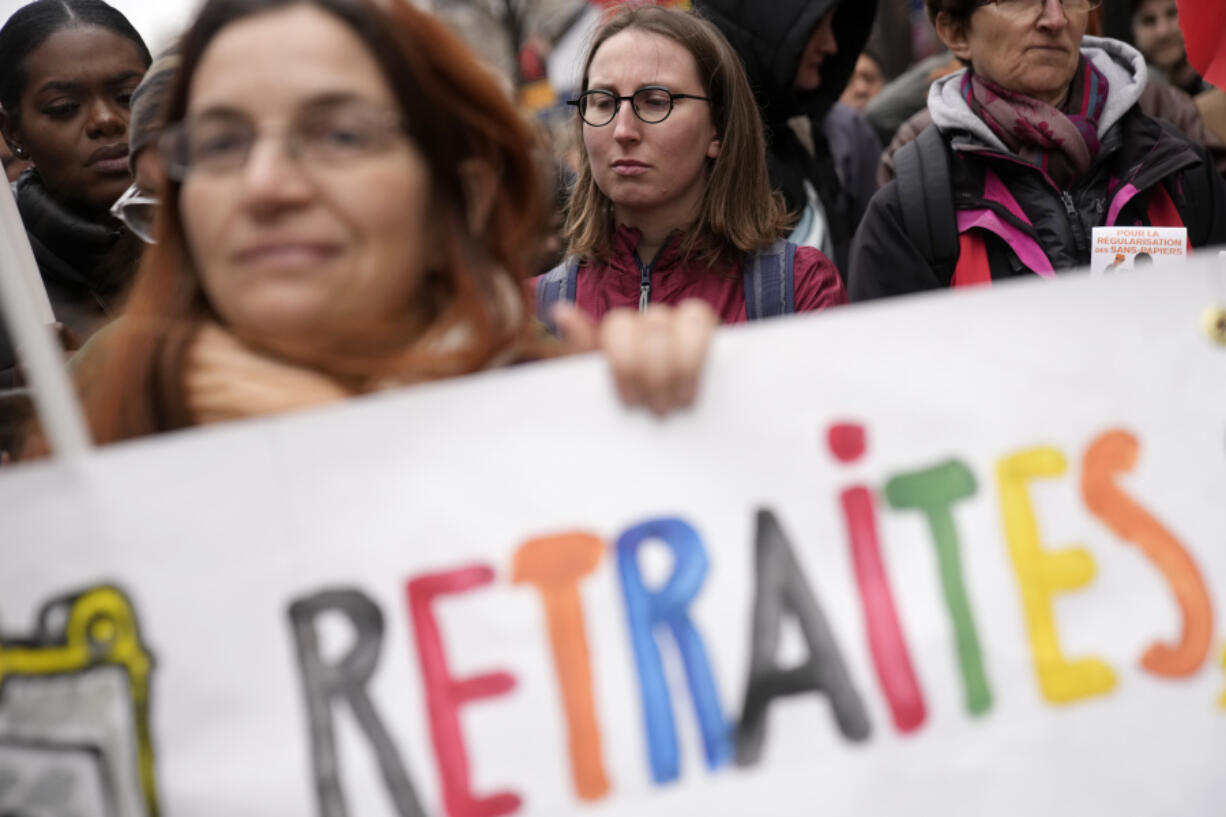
[187,6,395,115]
[22,26,146,96]
[588,29,701,89]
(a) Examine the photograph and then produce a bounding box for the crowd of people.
[0,0,1222,459]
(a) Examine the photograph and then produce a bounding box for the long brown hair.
[81,0,545,444]
[564,5,788,268]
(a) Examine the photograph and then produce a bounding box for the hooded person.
[693,0,879,274]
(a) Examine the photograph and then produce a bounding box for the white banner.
[2,263,1225,816]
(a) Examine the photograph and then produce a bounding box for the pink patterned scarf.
[961,56,1109,189]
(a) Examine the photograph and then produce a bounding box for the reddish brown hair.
[82,0,545,443]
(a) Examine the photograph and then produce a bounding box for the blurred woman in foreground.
[76,0,717,445]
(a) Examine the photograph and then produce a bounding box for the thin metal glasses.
[569,86,711,127]
[158,101,405,180]
[973,0,1103,16]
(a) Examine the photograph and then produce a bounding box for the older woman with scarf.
[848,0,1226,299]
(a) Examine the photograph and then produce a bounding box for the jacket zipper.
[636,256,651,311]
[633,237,677,311]
[1060,191,1090,259]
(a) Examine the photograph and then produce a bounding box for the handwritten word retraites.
[286,424,1222,817]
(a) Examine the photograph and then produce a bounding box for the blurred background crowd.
[0,0,1222,461]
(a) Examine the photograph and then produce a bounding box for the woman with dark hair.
[841,50,887,112]
[1130,0,1204,97]
[0,0,151,383]
[849,0,1226,299]
[68,0,716,445]
[533,5,846,326]
[0,118,32,182]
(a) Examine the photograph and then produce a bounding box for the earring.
[11,146,26,159]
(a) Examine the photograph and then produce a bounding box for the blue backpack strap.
[743,238,796,320]
[534,256,580,335]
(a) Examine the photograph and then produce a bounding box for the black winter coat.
[0,171,139,387]
[849,107,1226,300]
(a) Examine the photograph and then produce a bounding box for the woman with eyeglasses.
[533,6,846,328]
[0,0,151,385]
[61,0,720,446]
[849,0,1226,299]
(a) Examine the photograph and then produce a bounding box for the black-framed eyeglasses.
[157,101,405,181]
[568,86,711,127]
[972,0,1102,15]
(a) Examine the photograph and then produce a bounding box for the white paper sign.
[1091,226,1188,275]
[1,261,1225,817]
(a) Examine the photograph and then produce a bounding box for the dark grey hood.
[695,0,878,126]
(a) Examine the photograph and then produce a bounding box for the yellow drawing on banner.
[0,586,158,817]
